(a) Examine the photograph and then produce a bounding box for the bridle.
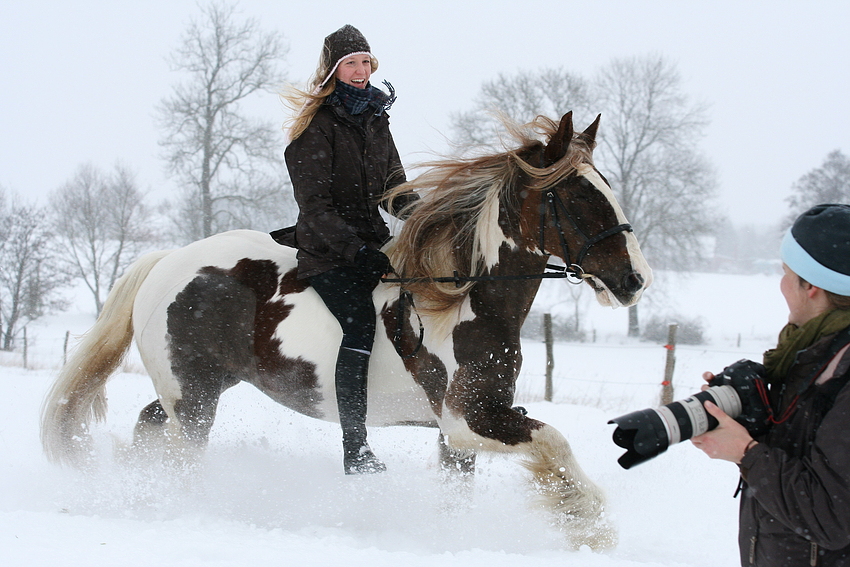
[382,181,633,287]
[382,170,633,359]
[538,186,633,284]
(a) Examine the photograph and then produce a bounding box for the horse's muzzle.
[622,271,645,295]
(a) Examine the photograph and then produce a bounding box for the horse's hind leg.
[438,432,475,475]
[143,375,235,467]
[133,399,168,449]
[131,393,222,464]
[152,270,255,463]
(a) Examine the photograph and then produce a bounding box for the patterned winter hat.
[317,25,373,89]
[781,203,850,295]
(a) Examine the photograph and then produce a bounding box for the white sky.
[1,0,848,227]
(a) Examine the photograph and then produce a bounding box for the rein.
[381,263,582,286]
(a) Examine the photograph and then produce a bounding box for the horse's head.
[516,112,652,307]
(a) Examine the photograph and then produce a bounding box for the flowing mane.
[385,115,596,313]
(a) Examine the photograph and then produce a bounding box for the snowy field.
[0,270,788,566]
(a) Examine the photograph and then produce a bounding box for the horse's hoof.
[344,446,387,475]
[563,516,618,551]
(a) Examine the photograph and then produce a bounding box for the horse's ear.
[581,114,601,145]
[543,111,574,166]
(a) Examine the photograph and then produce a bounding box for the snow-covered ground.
[0,270,787,566]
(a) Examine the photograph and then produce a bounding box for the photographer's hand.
[691,401,755,464]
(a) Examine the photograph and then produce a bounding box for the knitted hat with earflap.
[317,25,374,90]
[781,203,850,295]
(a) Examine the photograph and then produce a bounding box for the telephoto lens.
[608,359,769,469]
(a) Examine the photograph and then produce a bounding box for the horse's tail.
[40,249,171,466]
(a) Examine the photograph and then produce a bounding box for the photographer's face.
[780,264,822,326]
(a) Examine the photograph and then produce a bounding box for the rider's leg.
[310,267,386,474]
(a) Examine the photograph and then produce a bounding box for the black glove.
[355,246,391,279]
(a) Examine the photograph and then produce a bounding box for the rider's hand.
[356,246,391,279]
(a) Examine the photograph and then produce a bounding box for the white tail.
[40,249,171,466]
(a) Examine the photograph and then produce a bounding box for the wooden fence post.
[661,323,678,405]
[63,330,70,366]
[544,313,554,402]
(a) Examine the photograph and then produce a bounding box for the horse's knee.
[462,403,542,447]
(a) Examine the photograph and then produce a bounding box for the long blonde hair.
[282,54,379,141]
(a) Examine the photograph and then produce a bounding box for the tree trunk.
[202,179,213,238]
[2,326,13,351]
[201,115,214,238]
[628,304,640,337]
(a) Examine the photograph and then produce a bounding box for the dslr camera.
[608,359,771,469]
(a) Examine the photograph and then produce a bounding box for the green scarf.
[762,309,850,384]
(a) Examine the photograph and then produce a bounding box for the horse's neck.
[468,245,549,324]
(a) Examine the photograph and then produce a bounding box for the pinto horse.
[41,112,651,549]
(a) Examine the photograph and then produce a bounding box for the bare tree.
[0,199,69,351]
[786,149,850,224]
[448,56,717,336]
[593,56,717,335]
[49,163,154,313]
[450,68,591,149]
[157,1,292,241]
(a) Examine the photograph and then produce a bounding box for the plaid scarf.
[332,79,396,116]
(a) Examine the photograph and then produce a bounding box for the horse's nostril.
[623,271,644,294]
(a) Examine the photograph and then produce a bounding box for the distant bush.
[641,314,706,345]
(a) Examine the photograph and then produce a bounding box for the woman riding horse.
[278,25,418,474]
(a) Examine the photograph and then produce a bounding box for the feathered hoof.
[559,513,618,551]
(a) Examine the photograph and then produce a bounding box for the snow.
[0,269,788,566]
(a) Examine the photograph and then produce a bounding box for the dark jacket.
[282,100,415,279]
[738,328,850,566]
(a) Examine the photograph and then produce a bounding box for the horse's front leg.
[442,378,616,550]
[518,418,616,550]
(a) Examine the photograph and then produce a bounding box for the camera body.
[608,359,771,469]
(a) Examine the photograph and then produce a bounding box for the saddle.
[269,226,297,248]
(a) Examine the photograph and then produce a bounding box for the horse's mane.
[385,115,595,315]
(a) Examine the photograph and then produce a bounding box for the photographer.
[692,204,850,566]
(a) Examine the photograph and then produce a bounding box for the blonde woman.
[276,25,417,474]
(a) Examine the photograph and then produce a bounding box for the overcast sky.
[1,0,848,228]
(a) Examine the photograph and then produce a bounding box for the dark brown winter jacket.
[282,101,416,279]
[737,327,850,566]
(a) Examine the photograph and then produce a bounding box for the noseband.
[539,187,633,284]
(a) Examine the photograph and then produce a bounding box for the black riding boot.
[335,347,386,475]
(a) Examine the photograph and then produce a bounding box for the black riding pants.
[309,266,379,353]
